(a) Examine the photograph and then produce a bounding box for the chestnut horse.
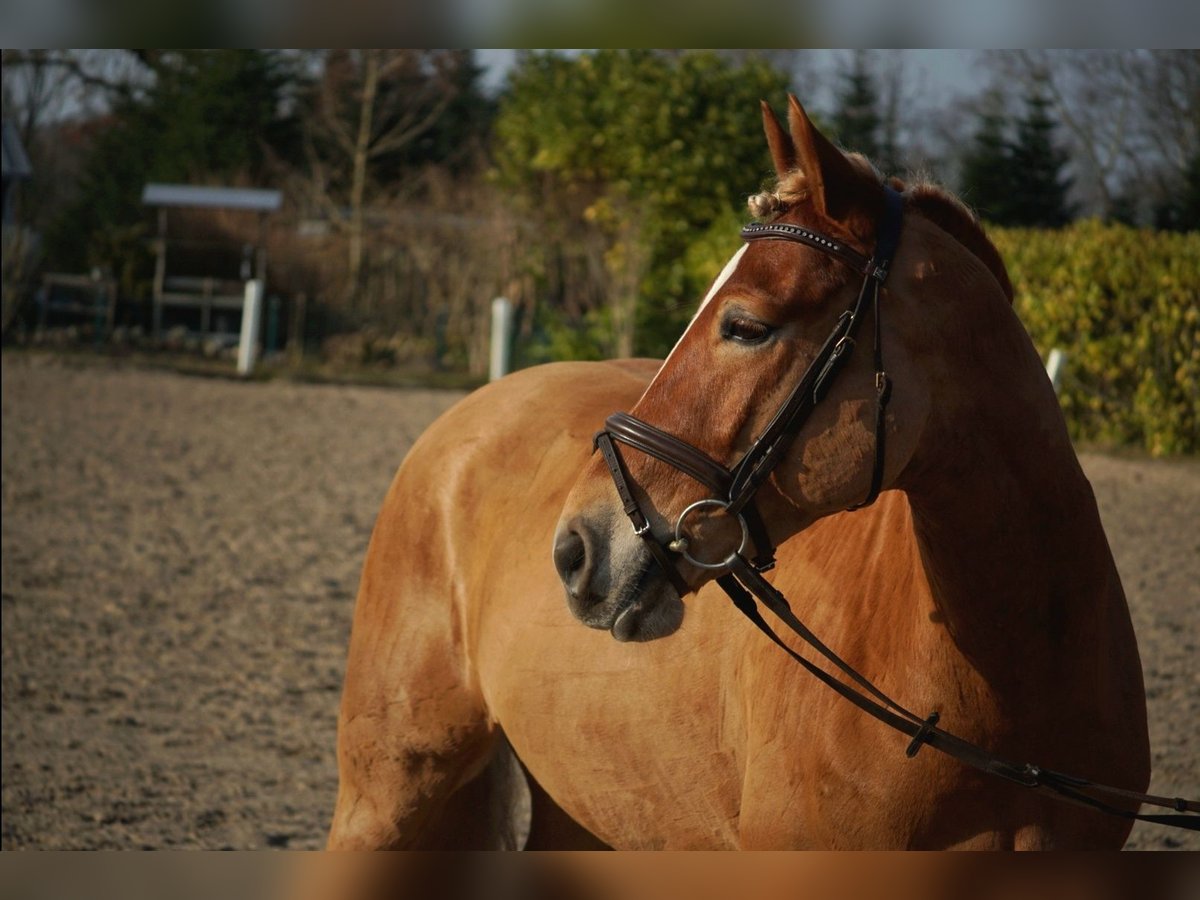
[327,97,1150,849]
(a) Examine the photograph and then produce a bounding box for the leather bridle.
[594,186,904,596]
[590,184,1199,832]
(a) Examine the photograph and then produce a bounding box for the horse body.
[329,359,1145,850]
[328,96,1149,850]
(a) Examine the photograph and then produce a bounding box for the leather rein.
[591,185,1199,832]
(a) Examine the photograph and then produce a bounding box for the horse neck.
[899,317,1120,686]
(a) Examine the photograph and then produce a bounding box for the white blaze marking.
[694,243,750,321]
[638,244,748,399]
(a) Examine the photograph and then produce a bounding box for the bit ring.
[672,499,749,570]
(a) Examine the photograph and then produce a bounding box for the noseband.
[594,186,905,596]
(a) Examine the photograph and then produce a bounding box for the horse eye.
[722,316,774,345]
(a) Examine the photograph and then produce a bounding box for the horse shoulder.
[332,361,658,847]
[735,493,995,847]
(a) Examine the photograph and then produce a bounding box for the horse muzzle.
[553,515,684,642]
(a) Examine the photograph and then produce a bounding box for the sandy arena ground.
[2,355,1197,850]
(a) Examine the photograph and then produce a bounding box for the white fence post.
[238,279,264,377]
[1045,348,1067,394]
[490,296,513,382]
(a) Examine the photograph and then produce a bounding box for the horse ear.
[761,100,796,176]
[786,94,874,224]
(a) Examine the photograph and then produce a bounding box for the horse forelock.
[747,153,881,229]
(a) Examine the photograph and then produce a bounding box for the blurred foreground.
[1,851,1198,900]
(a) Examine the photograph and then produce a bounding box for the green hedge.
[992,221,1199,456]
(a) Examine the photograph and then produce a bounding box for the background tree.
[297,50,493,313]
[1154,151,1200,231]
[43,50,303,284]
[1007,86,1073,227]
[959,95,1018,223]
[492,50,788,358]
[827,51,907,177]
[2,50,150,243]
[873,54,907,179]
[831,52,882,162]
[8,48,1197,378]
[959,85,1072,227]
[987,50,1200,222]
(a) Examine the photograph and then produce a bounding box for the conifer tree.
[960,86,1072,227]
[1008,88,1072,227]
[960,108,1018,224]
[831,53,882,164]
[1153,151,1200,231]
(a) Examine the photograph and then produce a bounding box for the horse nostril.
[553,529,589,597]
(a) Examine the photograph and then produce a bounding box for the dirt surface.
[2,355,1197,850]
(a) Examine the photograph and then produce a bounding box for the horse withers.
[326,96,1149,849]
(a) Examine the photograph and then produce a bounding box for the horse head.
[554,94,1014,642]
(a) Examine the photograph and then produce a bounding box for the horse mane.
[896,179,1014,303]
[748,163,1015,304]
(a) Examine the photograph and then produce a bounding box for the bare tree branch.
[985,50,1200,218]
[4,49,151,112]
[297,50,466,310]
